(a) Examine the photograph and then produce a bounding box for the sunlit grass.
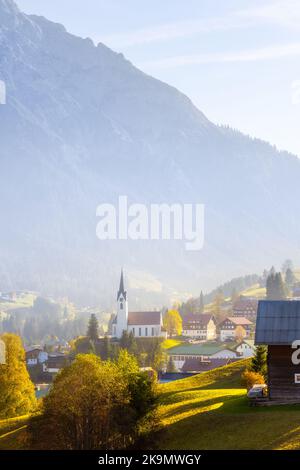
[158,360,300,449]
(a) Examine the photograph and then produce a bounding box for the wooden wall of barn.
[268,345,300,400]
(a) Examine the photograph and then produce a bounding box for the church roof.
[128,311,161,325]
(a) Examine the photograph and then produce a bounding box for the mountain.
[1,0,300,308]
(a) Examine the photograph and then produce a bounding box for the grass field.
[158,360,300,450]
[162,339,183,350]
[240,283,266,298]
[0,415,30,450]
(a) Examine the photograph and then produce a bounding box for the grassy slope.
[162,339,183,350]
[0,415,30,450]
[158,360,300,450]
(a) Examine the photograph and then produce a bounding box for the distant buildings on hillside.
[167,339,255,372]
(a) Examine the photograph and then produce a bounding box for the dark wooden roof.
[255,300,300,345]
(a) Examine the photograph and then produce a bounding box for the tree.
[28,353,158,450]
[250,345,267,378]
[235,325,246,342]
[212,290,225,320]
[120,331,138,356]
[163,310,182,337]
[285,267,296,289]
[266,272,288,300]
[282,259,293,274]
[199,291,204,314]
[72,336,95,355]
[167,356,177,373]
[231,288,239,304]
[241,370,265,391]
[87,314,99,341]
[0,334,37,418]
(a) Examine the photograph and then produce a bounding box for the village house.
[167,342,239,371]
[256,300,300,402]
[234,339,255,357]
[218,316,252,342]
[181,313,217,340]
[25,348,48,367]
[43,353,68,375]
[233,297,258,318]
[112,270,167,339]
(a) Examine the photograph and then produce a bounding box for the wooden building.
[256,300,300,402]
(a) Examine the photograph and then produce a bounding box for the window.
[145,327,148,337]
[139,328,142,336]
[152,327,155,336]
[132,328,135,336]
[120,302,123,310]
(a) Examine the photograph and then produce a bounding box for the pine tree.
[87,314,99,341]
[199,291,204,314]
[266,272,288,300]
[285,267,296,289]
[231,287,239,304]
[167,356,177,373]
[275,272,288,299]
[250,345,267,378]
[103,336,112,360]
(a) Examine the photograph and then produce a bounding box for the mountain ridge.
[1,0,300,308]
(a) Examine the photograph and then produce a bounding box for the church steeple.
[117,268,127,301]
[114,268,128,338]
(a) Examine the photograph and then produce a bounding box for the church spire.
[117,268,127,300]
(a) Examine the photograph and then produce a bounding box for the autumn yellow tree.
[163,309,182,337]
[0,333,37,418]
[29,352,158,450]
[235,325,246,342]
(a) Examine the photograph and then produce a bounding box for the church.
[112,270,167,339]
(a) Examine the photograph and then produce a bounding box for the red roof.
[128,311,161,325]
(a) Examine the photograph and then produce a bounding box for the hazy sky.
[16,0,300,156]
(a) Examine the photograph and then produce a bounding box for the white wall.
[128,324,162,337]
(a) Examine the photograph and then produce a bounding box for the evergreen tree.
[275,272,288,299]
[285,267,296,289]
[231,287,239,304]
[266,272,288,300]
[167,356,177,373]
[87,314,99,341]
[102,336,112,360]
[282,259,293,274]
[250,345,267,378]
[199,291,204,314]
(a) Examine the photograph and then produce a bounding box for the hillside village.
[2,262,300,451]
[0,262,297,387]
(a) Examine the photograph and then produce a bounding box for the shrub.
[241,369,265,391]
